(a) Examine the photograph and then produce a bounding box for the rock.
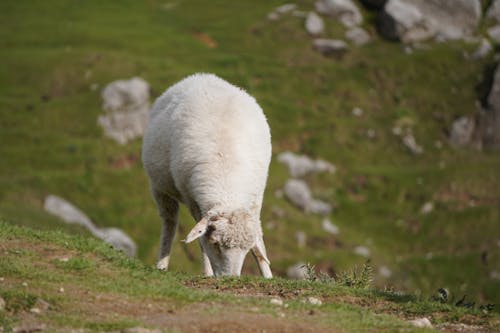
[488,25,500,44]
[420,201,434,215]
[29,299,50,314]
[123,328,162,333]
[313,38,348,57]
[378,0,481,43]
[277,152,335,177]
[408,317,433,328]
[487,0,500,23]
[322,218,339,235]
[0,296,5,311]
[283,179,332,215]
[268,3,297,20]
[354,246,370,257]
[490,270,500,280]
[345,27,370,45]
[295,231,307,248]
[44,195,137,256]
[270,298,284,306]
[315,0,363,27]
[402,132,423,154]
[99,77,150,145]
[287,262,308,279]
[306,296,323,305]
[378,266,392,278]
[352,107,363,116]
[449,116,475,147]
[305,12,325,35]
[471,39,493,60]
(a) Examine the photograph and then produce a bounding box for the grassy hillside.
[1,221,498,332]
[0,0,499,310]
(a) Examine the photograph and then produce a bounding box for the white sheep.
[142,73,272,278]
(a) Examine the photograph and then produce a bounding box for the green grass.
[1,221,498,332]
[0,0,499,312]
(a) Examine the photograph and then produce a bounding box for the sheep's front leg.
[153,190,179,271]
[252,235,272,279]
[199,238,214,276]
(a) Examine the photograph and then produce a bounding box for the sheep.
[142,73,272,278]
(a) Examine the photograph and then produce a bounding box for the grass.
[1,221,498,332]
[0,0,499,314]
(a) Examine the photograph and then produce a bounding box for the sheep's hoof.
[157,257,170,271]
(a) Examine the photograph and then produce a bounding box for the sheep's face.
[185,210,258,276]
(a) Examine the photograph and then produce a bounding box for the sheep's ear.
[184,218,208,243]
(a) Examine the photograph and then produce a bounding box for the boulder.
[345,27,371,45]
[277,151,335,177]
[305,11,325,35]
[313,38,348,57]
[44,195,137,256]
[449,116,475,147]
[99,77,150,145]
[283,179,332,215]
[315,0,362,27]
[487,0,500,23]
[378,0,481,43]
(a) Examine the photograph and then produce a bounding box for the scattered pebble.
[322,218,339,235]
[12,324,46,333]
[352,107,363,117]
[270,298,284,306]
[59,287,65,293]
[490,271,500,280]
[295,231,307,248]
[402,133,423,155]
[29,307,41,314]
[22,282,28,287]
[354,246,370,258]
[0,277,4,282]
[408,317,433,328]
[366,128,376,139]
[392,126,402,136]
[124,328,162,333]
[306,296,322,306]
[420,202,434,215]
[0,296,5,311]
[378,266,392,278]
[58,257,70,262]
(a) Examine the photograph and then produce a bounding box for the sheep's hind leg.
[153,190,179,271]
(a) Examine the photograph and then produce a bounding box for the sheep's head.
[184,209,258,276]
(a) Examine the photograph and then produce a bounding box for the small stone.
[295,231,307,248]
[305,11,325,35]
[490,271,500,280]
[22,282,28,287]
[59,287,65,293]
[408,317,433,328]
[354,246,370,257]
[402,132,423,154]
[58,257,70,262]
[322,218,339,235]
[270,298,284,306]
[306,297,322,305]
[30,307,41,314]
[378,266,392,278]
[471,38,493,60]
[420,202,434,214]
[313,39,348,57]
[392,126,402,136]
[12,324,46,333]
[0,277,4,282]
[352,107,363,117]
[124,328,162,333]
[275,3,297,14]
[345,27,370,45]
[0,296,5,311]
[488,25,500,43]
[366,128,376,139]
[449,116,475,147]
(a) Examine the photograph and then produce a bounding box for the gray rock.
[345,27,371,45]
[287,262,308,279]
[313,38,348,56]
[471,38,493,60]
[449,116,475,147]
[487,0,500,23]
[379,0,481,43]
[488,25,500,44]
[419,201,434,215]
[378,266,392,278]
[0,296,5,311]
[402,132,423,154]
[99,77,150,145]
[354,246,371,257]
[315,0,363,27]
[408,317,433,328]
[306,296,323,305]
[283,179,332,215]
[305,11,325,35]
[268,3,297,20]
[277,151,335,177]
[295,231,307,248]
[44,195,137,257]
[322,218,339,235]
